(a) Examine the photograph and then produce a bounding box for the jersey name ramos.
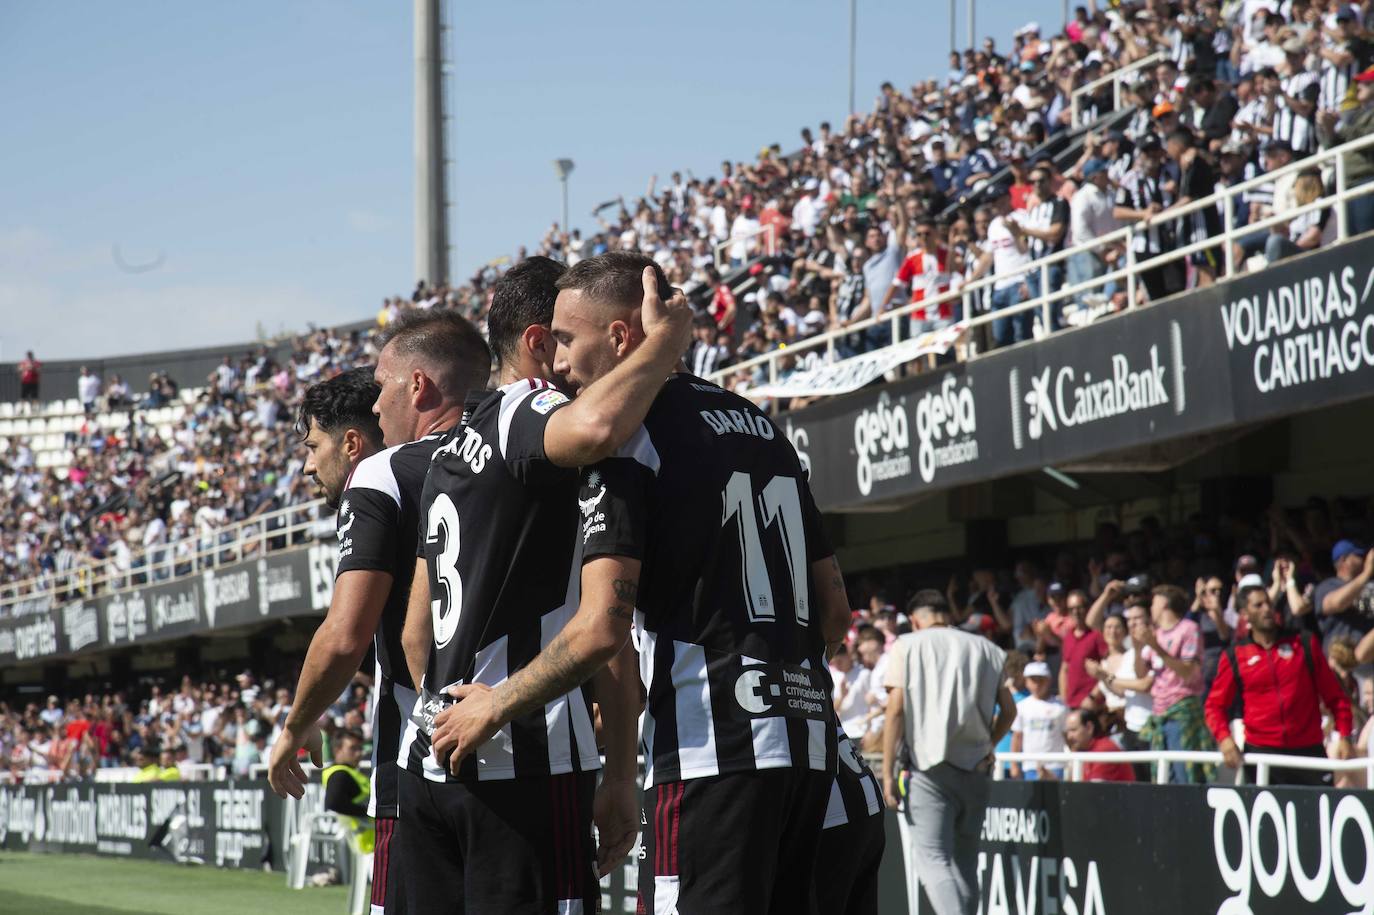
[402,379,601,783]
[580,373,837,785]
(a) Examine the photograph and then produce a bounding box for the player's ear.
[522,324,554,363]
[340,428,365,461]
[608,318,637,357]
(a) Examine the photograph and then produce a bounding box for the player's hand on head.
[638,266,692,357]
[432,682,499,776]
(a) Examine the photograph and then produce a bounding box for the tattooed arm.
[813,554,852,655]
[430,556,640,775]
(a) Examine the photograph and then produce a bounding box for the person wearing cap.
[1315,13,1364,113]
[1134,584,1214,784]
[1314,540,1374,655]
[882,590,1015,915]
[1318,65,1374,235]
[1113,135,1182,302]
[1204,582,1354,786]
[1010,661,1067,780]
[1067,158,1117,305]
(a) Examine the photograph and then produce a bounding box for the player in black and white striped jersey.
[389,256,693,915]
[267,311,491,915]
[816,726,886,914]
[432,252,854,914]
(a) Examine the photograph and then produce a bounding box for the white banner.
[747,324,965,399]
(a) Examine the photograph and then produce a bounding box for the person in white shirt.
[1010,661,1068,779]
[728,201,762,265]
[970,185,1032,348]
[830,643,874,739]
[1067,159,1118,307]
[792,179,823,238]
[77,366,101,416]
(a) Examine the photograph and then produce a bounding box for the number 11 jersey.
[580,373,838,786]
[403,378,602,784]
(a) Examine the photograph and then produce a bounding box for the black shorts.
[637,768,831,915]
[386,767,597,915]
[371,816,396,914]
[815,811,885,915]
[20,381,38,399]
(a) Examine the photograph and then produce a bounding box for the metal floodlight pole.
[968,0,976,55]
[848,0,857,114]
[552,159,575,233]
[950,0,957,55]
[414,0,449,287]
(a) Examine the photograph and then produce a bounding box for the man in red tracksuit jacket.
[1204,583,1353,786]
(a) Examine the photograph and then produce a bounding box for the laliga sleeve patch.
[529,389,569,414]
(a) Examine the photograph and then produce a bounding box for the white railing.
[1069,50,1167,125]
[0,498,329,616]
[713,222,777,272]
[993,750,1374,786]
[710,131,1374,393]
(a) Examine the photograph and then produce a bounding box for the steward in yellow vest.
[322,729,374,854]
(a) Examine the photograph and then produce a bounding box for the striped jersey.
[402,378,601,783]
[823,729,883,829]
[579,373,837,786]
[334,433,450,817]
[1273,71,1320,154]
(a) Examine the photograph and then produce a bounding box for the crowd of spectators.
[831,492,1374,786]
[0,330,374,608]
[1,668,372,783]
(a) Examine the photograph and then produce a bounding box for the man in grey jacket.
[882,589,1017,915]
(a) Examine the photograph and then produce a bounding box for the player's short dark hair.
[554,251,673,315]
[1068,708,1100,735]
[378,309,492,397]
[907,589,950,617]
[297,367,382,447]
[336,728,365,747]
[1237,584,1268,607]
[486,255,567,364]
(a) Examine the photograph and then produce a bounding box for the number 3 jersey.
[581,373,838,786]
[402,378,602,784]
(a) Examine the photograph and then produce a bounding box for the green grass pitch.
[0,852,350,914]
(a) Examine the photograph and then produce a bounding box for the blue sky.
[1,0,1063,359]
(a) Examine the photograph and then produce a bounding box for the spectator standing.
[882,591,1015,915]
[1113,136,1182,302]
[1064,709,1135,782]
[850,200,910,351]
[972,187,1033,348]
[77,366,100,417]
[1205,584,1353,785]
[1314,540,1374,660]
[18,351,40,412]
[831,643,874,741]
[1087,611,1155,754]
[1010,661,1067,779]
[1134,584,1215,784]
[1019,166,1069,328]
[1059,591,1107,707]
[1317,66,1374,233]
[1067,160,1117,303]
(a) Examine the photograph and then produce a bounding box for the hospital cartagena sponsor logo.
[1009,321,1186,450]
[106,591,148,645]
[914,374,979,483]
[1220,264,1374,394]
[853,391,912,496]
[1208,788,1373,914]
